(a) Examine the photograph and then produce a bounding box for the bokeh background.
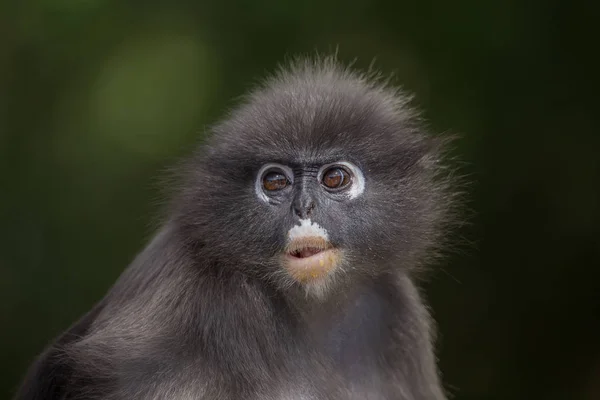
[2,0,599,399]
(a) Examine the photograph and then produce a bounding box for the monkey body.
[18,227,442,399]
[15,58,456,400]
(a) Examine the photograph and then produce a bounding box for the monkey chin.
[282,236,341,284]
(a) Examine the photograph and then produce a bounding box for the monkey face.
[253,160,365,286]
[173,62,449,295]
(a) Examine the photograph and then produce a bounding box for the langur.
[15,56,461,400]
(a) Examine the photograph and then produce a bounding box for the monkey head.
[172,60,452,297]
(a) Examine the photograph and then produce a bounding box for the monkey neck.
[281,274,389,344]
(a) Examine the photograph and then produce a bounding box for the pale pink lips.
[289,247,323,258]
[285,236,332,259]
[283,237,340,282]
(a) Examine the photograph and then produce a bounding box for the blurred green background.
[1,0,599,399]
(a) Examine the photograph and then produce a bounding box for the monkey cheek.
[282,249,341,283]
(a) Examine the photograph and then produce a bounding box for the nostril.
[293,201,315,218]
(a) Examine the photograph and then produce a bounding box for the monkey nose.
[292,198,315,219]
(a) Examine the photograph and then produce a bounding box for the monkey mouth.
[285,236,331,258]
[283,237,340,282]
[289,247,325,259]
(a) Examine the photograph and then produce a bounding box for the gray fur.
[14,56,460,400]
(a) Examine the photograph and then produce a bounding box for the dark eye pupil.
[263,172,288,191]
[322,167,349,189]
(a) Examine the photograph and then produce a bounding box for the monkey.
[14,56,460,400]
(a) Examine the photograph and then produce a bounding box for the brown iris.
[262,171,289,191]
[321,166,351,189]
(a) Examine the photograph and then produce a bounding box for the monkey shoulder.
[13,302,106,400]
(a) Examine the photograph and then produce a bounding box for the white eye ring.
[255,163,294,203]
[318,161,365,199]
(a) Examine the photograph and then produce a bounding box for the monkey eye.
[321,166,351,190]
[263,171,290,191]
[255,163,294,202]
